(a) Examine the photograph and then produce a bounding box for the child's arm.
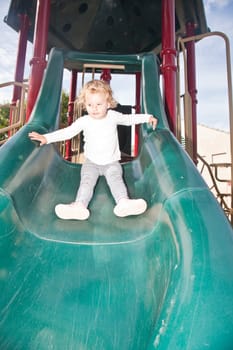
[28,118,84,146]
[112,110,158,130]
[28,132,47,146]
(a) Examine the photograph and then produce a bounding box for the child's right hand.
[148,115,158,130]
[28,132,47,146]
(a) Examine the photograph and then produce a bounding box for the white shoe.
[113,198,147,217]
[55,202,90,220]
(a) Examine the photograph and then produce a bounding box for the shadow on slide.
[0,49,233,349]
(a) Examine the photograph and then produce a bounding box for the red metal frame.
[15,0,178,143]
[134,72,141,156]
[161,0,177,134]
[11,14,29,106]
[65,70,78,161]
[26,0,51,121]
[8,13,30,135]
[186,22,198,164]
[100,69,111,84]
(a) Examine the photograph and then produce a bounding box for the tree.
[0,103,10,142]
[0,103,10,128]
[60,91,69,126]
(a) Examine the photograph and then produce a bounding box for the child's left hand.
[148,116,158,130]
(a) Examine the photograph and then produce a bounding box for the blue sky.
[194,0,233,131]
[0,0,232,131]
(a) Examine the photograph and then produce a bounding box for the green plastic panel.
[0,49,233,349]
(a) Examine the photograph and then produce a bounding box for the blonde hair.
[76,79,118,110]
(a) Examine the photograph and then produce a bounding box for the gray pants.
[75,159,128,207]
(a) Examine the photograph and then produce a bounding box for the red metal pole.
[26,0,51,121]
[160,0,177,134]
[65,70,78,161]
[11,14,29,108]
[100,69,111,84]
[134,72,141,156]
[8,13,30,135]
[186,22,198,164]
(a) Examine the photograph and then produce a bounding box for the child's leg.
[104,162,147,217]
[55,160,99,220]
[104,161,128,202]
[75,160,99,207]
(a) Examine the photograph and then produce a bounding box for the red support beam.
[8,13,30,135]
[134,72,141,156]
[100,69,111,84]
[65,70,78,161]
[26,0,51,121]
[186,21,198,164]
[161,0,177,134]
[11,13,30,107]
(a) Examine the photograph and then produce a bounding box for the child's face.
[85,91,110,119]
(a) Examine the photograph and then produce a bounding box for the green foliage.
[0,104,10,128]
[60,91,69,126]
[0,103,10,141]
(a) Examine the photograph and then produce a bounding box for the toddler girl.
[29,79,157,220]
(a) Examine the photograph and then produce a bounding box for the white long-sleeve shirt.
[45,109,151,165]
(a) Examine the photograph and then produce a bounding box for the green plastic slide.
[0,49,233,349]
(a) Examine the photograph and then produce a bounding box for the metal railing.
[198,153,232,218]
[0,80,28,144]
[177,31,233,223]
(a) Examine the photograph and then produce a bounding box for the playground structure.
[0,1,233,349]
[1,1,233,218]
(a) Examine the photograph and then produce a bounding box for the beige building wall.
[196,124,231,210]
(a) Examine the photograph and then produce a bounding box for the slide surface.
[0,49,233,350]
